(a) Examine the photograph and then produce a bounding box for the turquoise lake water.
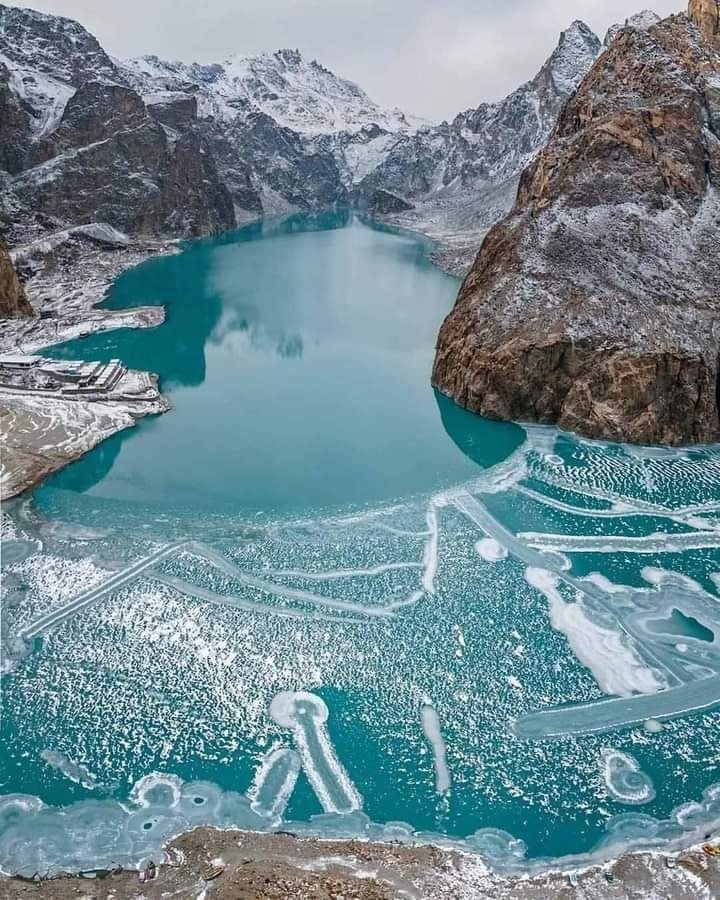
[2,211,720,876]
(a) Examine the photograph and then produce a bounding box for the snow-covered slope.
[0,4,240,241]
[123,48,426,136]
[0,3,123,137]
[359,21,601,202]
[358,20,603,272]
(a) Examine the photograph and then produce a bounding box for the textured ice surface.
[1,429,720,873]
[601,750,655,805]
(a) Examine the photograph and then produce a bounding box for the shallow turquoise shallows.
[2,212,720,878]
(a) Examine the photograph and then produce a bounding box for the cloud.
[26,0,684,119]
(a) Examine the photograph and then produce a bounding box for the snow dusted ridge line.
[123,49,429,137]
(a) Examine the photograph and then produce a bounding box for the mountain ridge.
[432,8,720,445]
[0,1,601,253]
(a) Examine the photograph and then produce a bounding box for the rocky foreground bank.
[2,828,720,899]
[433,3,720,445]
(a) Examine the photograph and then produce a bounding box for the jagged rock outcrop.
[690,0,720,46]
[7,79,236,237]
[360,22,600,203]
[0,241,32,316]
[0,5,240,240]
[356,21,602,273]
[605,10,662,46]
[433,11,720,446]
[367,190,414,215]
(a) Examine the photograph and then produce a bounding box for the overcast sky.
[26,0,682,120]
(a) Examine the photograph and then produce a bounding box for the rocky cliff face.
[355,21,601,273]
[0,5,239,241]
[0,241,32,317]
[433,10,720,446]
[690,0,720,46]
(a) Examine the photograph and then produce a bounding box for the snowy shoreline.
[2,825,720,898]
[0,231,179,498]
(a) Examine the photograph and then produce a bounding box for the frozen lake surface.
[1,212,720,876]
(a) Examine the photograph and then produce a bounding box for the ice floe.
[420,704,451,795]
[601,750,655,805]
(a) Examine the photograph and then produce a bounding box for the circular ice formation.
[467,828,527,863]
[0,795,44,829]
[601,750,655,805]
[675,801,707,830]
[178,781,223,821]
[475,539,508,563]
[603,813,661,846]
[129,773,182,809]
[270,691,328,727]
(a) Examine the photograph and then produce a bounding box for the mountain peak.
[0,2,120,87]
[546,20,601,96]
[604,10,662,46]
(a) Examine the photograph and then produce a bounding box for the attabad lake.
[2,212,720,876]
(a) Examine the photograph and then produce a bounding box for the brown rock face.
[432,12,720,446]
[690,0,720,46]
[9,81,236,238]
[0,241,32,317]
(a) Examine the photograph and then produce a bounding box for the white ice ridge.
[420,704,451,795]
[515,485,720,526]
[247,748,301,824]
[260,562,421,580]
[422,502,439,594]
[18,540,189,640]
[151,572,373,626]
[520,531,720,554]
[525,568,663,698]
[270,692,362,814]
[514,675,720,739]
[601,750,655,805]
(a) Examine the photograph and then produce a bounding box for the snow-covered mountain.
[357,21,602,272]
[123,48,426,136]
[0,1,603,267]
[0,3,122,143]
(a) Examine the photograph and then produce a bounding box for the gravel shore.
[2,828,720,899]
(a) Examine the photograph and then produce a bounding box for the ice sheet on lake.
[3,426,720,873]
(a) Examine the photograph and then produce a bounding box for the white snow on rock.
[122,49,427,137]
[605,10,662,46]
